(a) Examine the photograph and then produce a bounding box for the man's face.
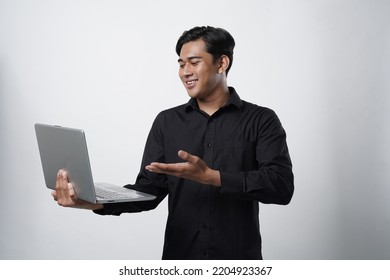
[178,39,222,100]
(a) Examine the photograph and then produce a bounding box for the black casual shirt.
[95,87,294,260]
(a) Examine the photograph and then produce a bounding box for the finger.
[178,150,196,163]
[145,164,156,172]
[56,170,74,205]
[146,162,185,174]
[51,190,58,201]
[55,170,64,195]
[67,183,78,200]
[148,162,172,172]
[56,170,69,196]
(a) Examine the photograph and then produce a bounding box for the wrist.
[207,169,221,187]
[91,203,104,211]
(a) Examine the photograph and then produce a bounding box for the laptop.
[34,123,156,203]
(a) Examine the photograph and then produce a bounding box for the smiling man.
[53,26,294,260]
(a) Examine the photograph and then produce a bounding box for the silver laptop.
[34,123,156,203]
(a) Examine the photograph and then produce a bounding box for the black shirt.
[95,87,294,259]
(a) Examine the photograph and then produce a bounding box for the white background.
[1,0,389,260]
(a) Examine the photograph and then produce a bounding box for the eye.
[191,61,200,66]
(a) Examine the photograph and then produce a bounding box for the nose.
[180,63,193,77]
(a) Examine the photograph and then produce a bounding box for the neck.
[197,85,230,116]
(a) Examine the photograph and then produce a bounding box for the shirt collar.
[185,87,243,112]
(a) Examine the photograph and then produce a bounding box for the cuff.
[220,171,245,195]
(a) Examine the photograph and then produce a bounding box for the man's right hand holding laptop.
[52,169,103,211]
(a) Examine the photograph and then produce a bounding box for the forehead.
[179,39,209,59]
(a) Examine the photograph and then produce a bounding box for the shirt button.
[202,224,208,230]
[207,143,212,147]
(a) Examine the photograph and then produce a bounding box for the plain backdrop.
[1,0,389,259]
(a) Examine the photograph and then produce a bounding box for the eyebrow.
[177,56,203,63]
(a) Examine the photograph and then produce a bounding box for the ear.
[217,55,230,74]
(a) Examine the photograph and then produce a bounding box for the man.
[53,26,294,259]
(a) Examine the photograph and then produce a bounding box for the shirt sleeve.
[219,109,294,205]
[94,114,169,216]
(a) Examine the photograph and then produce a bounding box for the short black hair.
[176,26,235,76]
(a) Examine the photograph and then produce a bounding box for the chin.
[186,90,199,99]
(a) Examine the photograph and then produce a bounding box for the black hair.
[176,26,235,76]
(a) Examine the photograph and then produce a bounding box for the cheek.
[178,68,182,78]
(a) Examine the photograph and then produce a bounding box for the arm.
[52,168,168,215]
[146,110,294,205]
[220,110,294,205]
[53,113,169,214]
[94,114,170,216]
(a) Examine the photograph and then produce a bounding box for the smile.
[186,79,198,85]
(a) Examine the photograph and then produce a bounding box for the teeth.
[186,80,197,85]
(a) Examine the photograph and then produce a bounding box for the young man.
[53,26,294,259]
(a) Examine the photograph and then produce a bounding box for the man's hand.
[145,150,221,186]
[52,170,103,210]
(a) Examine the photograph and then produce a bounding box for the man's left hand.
[145,150,221,187]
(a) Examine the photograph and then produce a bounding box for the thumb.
[178,150,195,163]
[51,190,58,201]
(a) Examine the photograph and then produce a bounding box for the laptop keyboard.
[95,187,130,199]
